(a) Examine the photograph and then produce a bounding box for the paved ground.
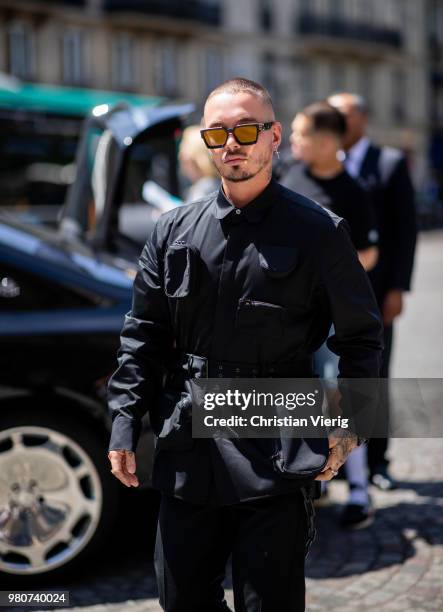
[7,230,443,612]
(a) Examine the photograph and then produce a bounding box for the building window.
[299,0,311,17]
[259,0,273,32]
[296,60,315,107]
[357,65,372,114]
[329,61,346,93]
[63,29,87,86]
[202,46,223,96]
[112,34,137,90]
[8,21,36,80]
[261,52,278,102]
[391,68,406,122]
[435,85,443,125]
[353,0,373,24]
[329,0,345,19]
[155,41,179,97]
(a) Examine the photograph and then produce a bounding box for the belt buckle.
[187,353,209,379]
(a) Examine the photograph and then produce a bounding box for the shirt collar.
[347,136,370,164]
[214,179,277,223]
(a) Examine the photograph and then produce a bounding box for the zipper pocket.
[240,298,283,310]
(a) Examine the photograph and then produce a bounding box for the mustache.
[222,151,248,162]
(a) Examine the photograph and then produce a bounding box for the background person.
[281,101,379,271]
[328,92,418,490]
[281,101,379,528]
[178,124,220,203]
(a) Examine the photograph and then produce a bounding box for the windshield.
[0,111,81,222]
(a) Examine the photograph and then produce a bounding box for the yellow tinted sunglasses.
[200,122,274,149]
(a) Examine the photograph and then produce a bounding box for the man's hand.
[382,289,403,326]
[315,428,358,481]
[108,450,139,487]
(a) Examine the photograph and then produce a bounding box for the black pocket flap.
[164,244,198,298]
[259,245,299,278]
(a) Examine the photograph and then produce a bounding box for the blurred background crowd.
[0,0,442,224]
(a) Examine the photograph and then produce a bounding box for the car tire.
[0,403,121,581]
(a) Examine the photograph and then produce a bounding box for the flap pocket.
[236,298,285,338]
[164,244,198,298]
[259,245,298,278]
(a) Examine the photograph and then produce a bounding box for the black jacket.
[358,144,417,303]
[107,180,383,505]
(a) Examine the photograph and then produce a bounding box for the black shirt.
[281,162,378,251]
[107,179,383,504]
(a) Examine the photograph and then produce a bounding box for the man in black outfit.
[281,101,379,271]
[107,79,383,611]
[328,93,417,489]
[281,101,379,528]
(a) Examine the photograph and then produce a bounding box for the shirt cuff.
[108,414,141,453]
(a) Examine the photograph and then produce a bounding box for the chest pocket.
[236,298,285,338]
[258,245,299,279]
[164,244,199,298]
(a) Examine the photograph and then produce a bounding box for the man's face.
[290,114,337,165]
[328,95,367,149]
[203,91,281,183]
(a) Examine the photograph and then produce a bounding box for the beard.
[214,148,272,183]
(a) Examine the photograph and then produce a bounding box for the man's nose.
[225,131,240,148]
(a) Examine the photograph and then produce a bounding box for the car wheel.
[0,406,120,577]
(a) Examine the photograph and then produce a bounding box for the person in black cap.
[107,78,383,612]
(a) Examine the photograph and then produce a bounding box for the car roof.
[0,80,164,117]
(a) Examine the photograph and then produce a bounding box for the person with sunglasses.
[107,78,383,612]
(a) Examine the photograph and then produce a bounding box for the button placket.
[209,223,242,364]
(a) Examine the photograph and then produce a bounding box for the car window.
[117,136,180,246]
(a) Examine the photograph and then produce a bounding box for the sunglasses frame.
[200,122,274,149]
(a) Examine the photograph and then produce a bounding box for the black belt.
[180,352,313,379]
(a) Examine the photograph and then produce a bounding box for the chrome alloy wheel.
[0,426,103,575]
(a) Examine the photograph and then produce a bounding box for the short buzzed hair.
[205,77,275,118]
[299,101,347,138]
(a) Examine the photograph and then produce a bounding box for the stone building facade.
[0,0,432,186]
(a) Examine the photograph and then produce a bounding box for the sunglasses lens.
[202,128,227,148]
[233,124,259,144]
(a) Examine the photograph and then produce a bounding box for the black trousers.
[154,491,308,612]
[368,324,393,474]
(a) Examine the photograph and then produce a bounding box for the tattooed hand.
[315,427,359,481]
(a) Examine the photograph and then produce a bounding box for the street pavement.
[13,229,443,612]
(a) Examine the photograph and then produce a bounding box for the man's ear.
[272,121,282,149]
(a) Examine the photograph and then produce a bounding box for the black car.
[0,102,193,578]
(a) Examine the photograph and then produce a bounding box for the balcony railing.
[104,0,221,26]
[12,0,86,5]
[297,14,403,49]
